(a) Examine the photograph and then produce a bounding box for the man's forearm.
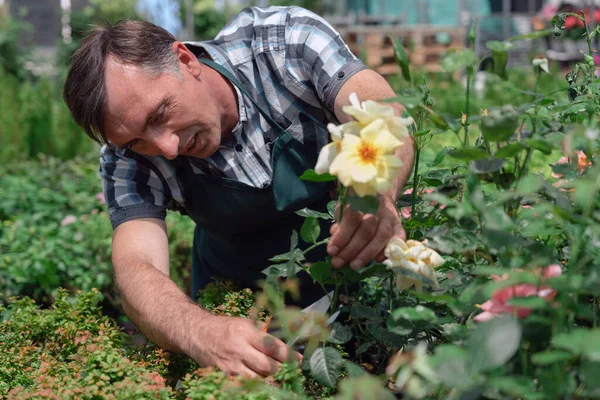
[114,258,216,357]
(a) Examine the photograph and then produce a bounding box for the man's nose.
[153,130,180,160]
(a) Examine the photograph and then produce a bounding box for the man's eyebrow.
[116,95,174,150]
[144,95,174,132]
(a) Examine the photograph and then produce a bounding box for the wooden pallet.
[336,25,466,76]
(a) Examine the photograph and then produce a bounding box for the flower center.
[358,142,377,164]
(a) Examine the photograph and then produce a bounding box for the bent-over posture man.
[63,6,414,377]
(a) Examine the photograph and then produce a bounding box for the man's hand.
[327,196,406,269]
[112,218,300,379]
[190,316,302,378]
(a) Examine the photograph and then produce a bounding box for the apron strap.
[198,58,327,132]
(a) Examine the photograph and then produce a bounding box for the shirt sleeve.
[99,145,170,229]
[284,7,366,113]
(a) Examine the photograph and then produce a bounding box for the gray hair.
[63,20,181,145]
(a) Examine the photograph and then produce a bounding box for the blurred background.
[0,0,596,161]
[0,0,593,310]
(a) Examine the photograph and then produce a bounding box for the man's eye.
[127,139,140,151]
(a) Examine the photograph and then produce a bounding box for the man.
[63,6,414,378]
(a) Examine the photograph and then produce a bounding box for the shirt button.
[235,144,243,152]
[337,71,345,79]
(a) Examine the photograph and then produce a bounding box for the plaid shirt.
[100,6,366,228]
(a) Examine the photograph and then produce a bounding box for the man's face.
[103,49,223,160]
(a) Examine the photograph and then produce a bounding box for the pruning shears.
[263,291,342,348]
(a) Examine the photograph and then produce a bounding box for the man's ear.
[172,41,201,78]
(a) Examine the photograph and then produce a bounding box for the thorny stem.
[338,186,350,224]
[302,238,330,256]
[410,147,421,217]
[582,10,599,106]
[389,271,395,314]
[464,67,474,147]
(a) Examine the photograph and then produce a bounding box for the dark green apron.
[175,59,333,306]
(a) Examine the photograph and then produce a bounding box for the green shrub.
[0,155,195,306]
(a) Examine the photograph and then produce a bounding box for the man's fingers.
[244,352,281,377]
[349,219,394,269]
[393,222,407,240]
[332,214,380,269]
[236,365,260,379]
[252,332,299,364]
[327,206,362,261]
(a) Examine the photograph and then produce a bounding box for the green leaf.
[495,143,526,159]
[508,29,553,41]
[391,36,411,83]
[328,322,352,344]
[487,376,542,399]
[309,261,331,284]
[448,148,489,161]
[516,175,544,194]
[485,41,513,80]
[505,296,549,310]
[441,49,477,73]
[481,105,519,142]
[295,207,333,220]
[309,347,342,387]
[262,262,303,279]
[327,200,337,218]
[300,217,320,244]
[531,350,573,366]
[390,305,438,323]
[470,157,504,174]
[300,169,337,182]
[268,248,305,263]
[552,329,600,361]
[337,375,396,400]
[344,361,368,377]
[580,360,600,389]
[468,315,522,373]
[430,345,469,387]
[428,147,454,168]
[418,105,455,131]
[347,194,380,214]
[351,304,381,321]
[356,341,375,355]
[525,138,554,155]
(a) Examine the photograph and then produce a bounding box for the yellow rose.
[343,93,413,140]
[329,119,403,196]
[383,238,445,291]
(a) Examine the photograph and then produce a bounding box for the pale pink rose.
[541,4,559,20]
[60,215,77,227]
[474,265,562,322]
[95,192,106,205]
[401,207,412,219]
[551,156,569,179]
[401,187,441,219]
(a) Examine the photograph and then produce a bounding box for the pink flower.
[401,207,412,219]
[401,187,440,219]
[541,4,559,20]
[95,192,106,205]
[474,265,562,322]
[60,215,77,227]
